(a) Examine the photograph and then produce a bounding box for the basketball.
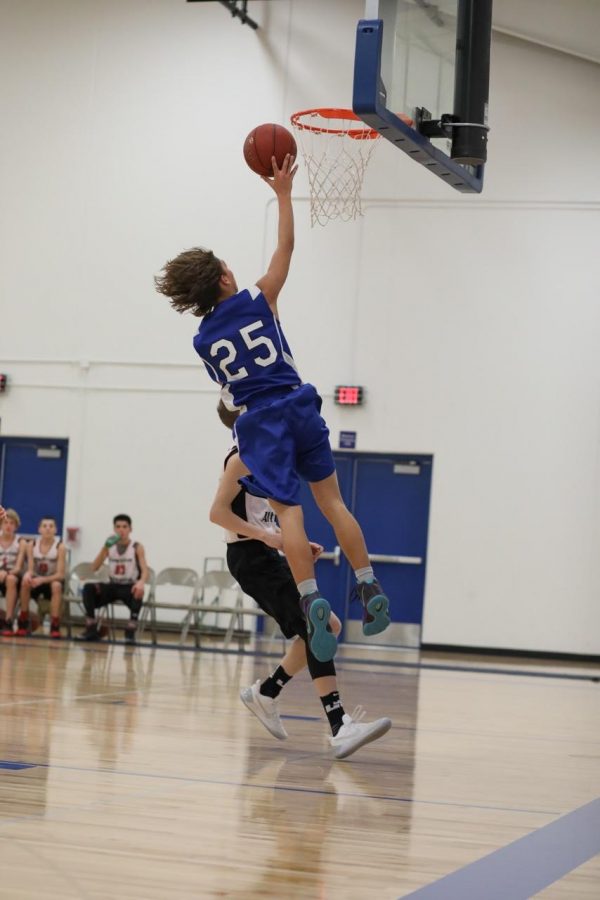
[30,613,40,633]
[243,123,297,177]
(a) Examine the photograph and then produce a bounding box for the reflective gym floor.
[0,639,598,899]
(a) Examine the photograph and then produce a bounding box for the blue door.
[300,452,433,647]
[0,438,69,535]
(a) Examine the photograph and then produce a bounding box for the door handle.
[368,554,422,565]
[319,549,420,565]
[319,545,341,566]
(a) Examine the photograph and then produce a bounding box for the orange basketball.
[243,123,297,177]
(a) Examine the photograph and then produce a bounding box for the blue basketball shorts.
[234,383,335,506]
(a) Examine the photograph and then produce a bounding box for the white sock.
[355,566,374,584]
[297,578,317,597]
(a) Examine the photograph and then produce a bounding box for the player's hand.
[31,576,43,588]
[261,154,298,195]
[309,541,324,560]
[263,533,284,551]
[104,534,120,548]
[0,506,5,521]
[132,580,145,600]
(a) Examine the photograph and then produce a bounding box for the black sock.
[260,665,292,699]
[321,690,345,736]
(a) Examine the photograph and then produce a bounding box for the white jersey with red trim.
[0,536,21,572]
[32,536,62,578]
[107,541,140,584]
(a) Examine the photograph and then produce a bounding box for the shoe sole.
[334,718,392,760]
[240,690,288,741]
[306,597,337,662]
[362,595,391,637]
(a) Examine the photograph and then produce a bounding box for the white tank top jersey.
[223,448,280,544]
[0,536,22,572]
[107,541,141,584]
[33,536,62,578]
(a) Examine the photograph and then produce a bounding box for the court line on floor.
[13,637,600,683]
[0,759,561,819]
[10,635,600,684]
[399,796,600,900]
[0,687,142,709]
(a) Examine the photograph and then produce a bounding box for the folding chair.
[137,567,200,646]
[193,570,268,649]
[64,562,110,638]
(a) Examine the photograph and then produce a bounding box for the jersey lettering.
[210,319,277,382]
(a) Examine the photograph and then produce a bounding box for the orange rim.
[291,107,414,140]
[291,108,380,140]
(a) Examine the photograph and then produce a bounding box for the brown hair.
[155,248,223,317]
[3,508,20,528]
[217,400,240,429]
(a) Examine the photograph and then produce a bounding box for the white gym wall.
[1,0,599,654]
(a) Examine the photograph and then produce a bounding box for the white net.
[291,108,380,227]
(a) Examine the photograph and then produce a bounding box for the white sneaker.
[240,680,288,741]
[329,707,392,760]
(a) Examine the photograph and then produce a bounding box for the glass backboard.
[353,0,492,193]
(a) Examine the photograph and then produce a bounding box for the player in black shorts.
[210,403,391,760]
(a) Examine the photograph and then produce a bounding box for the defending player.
[156,153,391,665]
[209,402,392,760]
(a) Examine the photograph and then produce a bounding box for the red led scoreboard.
[334,385,364,406]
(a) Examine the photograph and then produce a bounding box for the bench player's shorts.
[235,383,335,506]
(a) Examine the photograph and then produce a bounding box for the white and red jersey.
[107,541,141,584]
[32,536,62,578]
[0,536,22,572]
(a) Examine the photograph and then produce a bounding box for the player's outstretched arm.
[256,153,298,314]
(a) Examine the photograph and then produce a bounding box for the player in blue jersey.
[155,153,390,663]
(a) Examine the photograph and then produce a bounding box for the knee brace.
[306,644,336,680]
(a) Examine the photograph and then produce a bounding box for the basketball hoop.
[290,108,381,227]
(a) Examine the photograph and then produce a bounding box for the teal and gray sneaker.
[300,591,337,662]
[351,580,391,636]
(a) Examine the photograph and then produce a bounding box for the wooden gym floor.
[0,638,598,899]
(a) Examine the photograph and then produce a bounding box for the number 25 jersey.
[193,286,301,411]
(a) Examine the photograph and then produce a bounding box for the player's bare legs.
[310,472,391,637]
[269,502,314,582]
[269,501,337,663]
